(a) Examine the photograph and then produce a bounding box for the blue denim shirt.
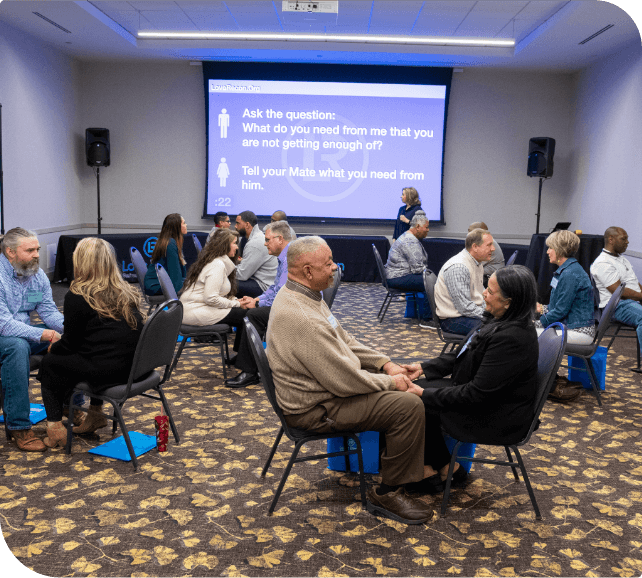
[0,254,64,341]
[540,257,594,329]
[258,243,289,307]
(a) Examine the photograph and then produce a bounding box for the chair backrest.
[590,274,602,322]
[243,318,293,437]
[322,267,342,309]
[521,322,567,443]
[192,234,203,254]
[372,244,389,289]
[505,250,518,267]
[156,263,179,301]
[594,283,625,344]
[130,247,148,292]
[422,268,446,330]
[123,299,183,397]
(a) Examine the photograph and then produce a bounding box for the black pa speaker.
[527,137,555,178]
[86,128,110,167]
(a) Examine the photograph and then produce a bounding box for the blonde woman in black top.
[37,238,146,447]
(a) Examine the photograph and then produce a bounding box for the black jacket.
[420,316,539,444]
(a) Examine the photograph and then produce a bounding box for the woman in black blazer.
[403,265,539,494]
[37,238,146,447]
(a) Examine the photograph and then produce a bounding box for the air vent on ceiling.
[578,24,614,45]
[33,12,72,34]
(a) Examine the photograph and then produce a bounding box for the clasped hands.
[238,296,259,309]
[382,361,424,396]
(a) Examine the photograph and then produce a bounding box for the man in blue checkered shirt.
[0,228,63,452]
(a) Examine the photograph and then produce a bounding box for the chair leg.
[440,441,462,518]
[343,436,351,472]
[261,427,284,478]
[380,293,394,322]
[268,439,305,516]
[351,434,367,509]
[632,336,642,374]
[511,446,541,520]
[112,403,138,471]
[584,357,603,406]
[157,388,180,444]
[218,338,227,382]
[377,294,390,323]
[170,339,189,375]
[505,446,519,480]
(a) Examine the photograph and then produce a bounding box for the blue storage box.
[443,434,477,473]
[405,292,430,319]
[568,345,607,390]
[327,431,380,474]
[327,431,476,474]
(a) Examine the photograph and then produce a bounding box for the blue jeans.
[612,299,642,356]
[387,274,432,320]
[440,316,482,336]
[0,337,49,430]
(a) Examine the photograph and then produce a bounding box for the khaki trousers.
[285,390,425,486]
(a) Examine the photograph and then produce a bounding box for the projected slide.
[206,80,446,221]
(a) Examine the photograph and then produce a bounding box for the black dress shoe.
[405,473,444,495]
[225,372,260,388]
[450,465,469,487]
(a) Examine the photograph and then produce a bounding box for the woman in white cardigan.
[180,229,249,348]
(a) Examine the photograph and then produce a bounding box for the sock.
[377,483,401,496]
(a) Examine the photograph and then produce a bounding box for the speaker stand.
[95,166,102,234]
[535,177,544,234]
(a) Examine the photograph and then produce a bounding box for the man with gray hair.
[434,228,495,335]
[225,221,293,388]
[385,212,431,324]
[0,227,64,451]
[468,221,504,280]
[266,236,435,525]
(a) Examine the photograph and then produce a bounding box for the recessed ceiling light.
[137,31,514,48]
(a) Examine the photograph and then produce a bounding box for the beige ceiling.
[0,1,639,70]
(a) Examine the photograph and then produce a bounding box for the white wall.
[0,21,84,270]
[566,41,642,275]
[75,62,577,242]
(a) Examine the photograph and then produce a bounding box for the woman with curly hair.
[37,238,147,447]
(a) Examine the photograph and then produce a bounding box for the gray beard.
[14,259,40,277]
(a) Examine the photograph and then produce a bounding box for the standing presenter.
[393,187,423,242]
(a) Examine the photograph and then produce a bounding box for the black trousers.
[234,306,271,374]
[416,377,455,470]
[218,307,249,351]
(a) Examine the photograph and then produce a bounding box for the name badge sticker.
[550,277,559,289]
[457,334,475,358]
[27,291,43,303]
[327,314,338,329]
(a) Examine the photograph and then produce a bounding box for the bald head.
[468,221,488,232]
[604,226,629,256]
[271,210,287,222]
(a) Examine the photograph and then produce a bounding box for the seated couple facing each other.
[266,234,540,525]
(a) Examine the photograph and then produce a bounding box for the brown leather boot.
[73,404,108,434]
[9,428,47,452]
[63,407,84,426]
[548,376,582,403]
[44,421,68,448]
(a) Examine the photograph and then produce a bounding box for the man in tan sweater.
[266,236,435,525]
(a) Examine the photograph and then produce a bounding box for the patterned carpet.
[2,282,642,577]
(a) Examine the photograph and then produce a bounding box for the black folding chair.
[156,263,233,380]
[423,269,465,354]
[129,247,165,313]
[505,250,519,267]
[65,299,183,470]
[322,268,342,310]
[439,322,567,520]
[244,318,367,516]
[372,244,419,324]
[192,234,203,254]
[564,284,624,406]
